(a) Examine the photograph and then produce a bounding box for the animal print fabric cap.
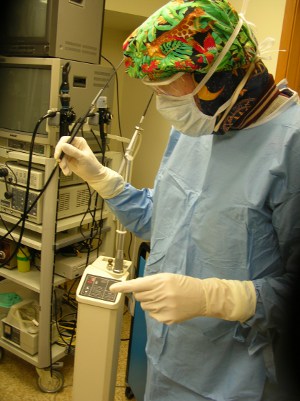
[123,0,258,80]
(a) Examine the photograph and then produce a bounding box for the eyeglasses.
[143,72,198,97]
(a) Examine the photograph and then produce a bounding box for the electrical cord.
[0,56,124,265]
[0,58,125,376]
[57,57,124,163]
[0,110,58,267]
[0,164,58,246]
[82,84,116,261]
[53,56,124,264]
[53,286,78,352]
[102,55,125,154]
[0,56,123,247]
[82,126,103,153]
[127,232,133,261]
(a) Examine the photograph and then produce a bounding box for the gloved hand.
[54,136,125,199]
[110,273,256,325]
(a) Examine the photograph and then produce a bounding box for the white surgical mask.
[156,93,232,136]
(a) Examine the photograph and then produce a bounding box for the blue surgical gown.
[106,103,300,401]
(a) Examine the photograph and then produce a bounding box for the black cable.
[53,290,77,350]
[1,58,124,254]
[82,127,103,153]
[84,107,109,263]
[0,162,58,244]
[0,110,57,267]
[48,59,124,266]
[127,232,133,261]
[0,61,125,368]
[57,58,124,162]
[4,162,18,186]
[101,55,125,154]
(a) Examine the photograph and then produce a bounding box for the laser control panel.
[79,274,119,303]
[76,256,131,309]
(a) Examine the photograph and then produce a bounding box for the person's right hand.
[110,273,257,325]
[54,136,102,180]
[54,136,125,199]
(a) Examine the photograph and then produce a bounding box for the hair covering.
[123,0,258,80]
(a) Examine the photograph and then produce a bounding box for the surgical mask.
[156,91,232,136]
[144,13,254,136]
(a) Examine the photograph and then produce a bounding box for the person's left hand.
[110,273,256,325]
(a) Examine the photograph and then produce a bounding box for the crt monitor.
[0,57,114,157]
[0,0,105,64]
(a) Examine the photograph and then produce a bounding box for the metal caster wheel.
[36,368,64,393]
[125,386,134,399]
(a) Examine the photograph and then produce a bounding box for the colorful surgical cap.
[123,0,258,80]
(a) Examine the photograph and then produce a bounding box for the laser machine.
[73,255,131,401]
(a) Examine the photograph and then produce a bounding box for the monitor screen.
[0,66,50,135]
[2,0,48,40]
[0,0,104,63]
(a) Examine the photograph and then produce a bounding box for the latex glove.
[110,273,256,325]
[54,136,124,199]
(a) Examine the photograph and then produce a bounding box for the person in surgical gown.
[55,1,300,400]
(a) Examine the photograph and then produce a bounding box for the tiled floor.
[0,309,136,401]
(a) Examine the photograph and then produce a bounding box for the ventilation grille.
[64,41,98,56]
[76,188,90,208]
[58,187,91,214]
[93,70,112,88]
[58,192,70,212]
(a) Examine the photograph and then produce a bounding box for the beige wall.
[230,0,286,75]
[102,0,169,188]
[105,0,167,16]
[102,0,287,190]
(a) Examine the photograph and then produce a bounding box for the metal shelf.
[0,209,109,238]
[0,157,59,367]
[0,279,39,303]
[0,268,66,293]
[0,338,67,368]
[0,221,43,250]
[0,212,110,254]
[0,150,121,372]
[56,209,109,233]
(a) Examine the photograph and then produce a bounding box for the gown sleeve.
[247,128,300,328]
[237,131,300,384]
[105,183,153,240]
